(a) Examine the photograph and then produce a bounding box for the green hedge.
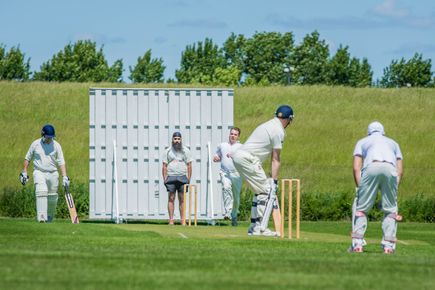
[1,185,433,222]
[0,183,89,219]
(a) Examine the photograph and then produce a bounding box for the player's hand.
[19,171,28,186]
[63,176,70,188]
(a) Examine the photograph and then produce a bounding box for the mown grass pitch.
[1,218,434,290]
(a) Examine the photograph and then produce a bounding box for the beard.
[172,142,182,151]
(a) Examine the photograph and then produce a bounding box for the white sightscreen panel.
[89,91,96,217]
[89,88,234,220]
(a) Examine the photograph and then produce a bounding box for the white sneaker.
[248,227,278,237]
[261,228,278,237]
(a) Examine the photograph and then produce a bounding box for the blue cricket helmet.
[41,124,56,138]
[275,105,294,120]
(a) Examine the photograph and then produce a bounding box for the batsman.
[20,124,70,223]
[232,105,294,236]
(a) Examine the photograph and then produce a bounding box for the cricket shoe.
[248,227,278,237]
[348,246,363,253]
[383,247,394,254]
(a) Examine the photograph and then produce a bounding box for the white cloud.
[372,0,409,19]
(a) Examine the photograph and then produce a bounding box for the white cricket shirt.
[240,117,285,162]
[215,141,242,172]
[25,138,65,172]
[353,132,403,169]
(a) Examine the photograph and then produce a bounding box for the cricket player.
[162,132,193,225]
[213,127,243,226]
[20,124,70,223]
[232,105,294,236]
[350,121,403,254]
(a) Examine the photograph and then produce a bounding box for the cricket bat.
[64,185,79,224]
[272,200,282,235]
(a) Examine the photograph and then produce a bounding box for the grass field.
[1,81,435,200]
[0,218,434,290]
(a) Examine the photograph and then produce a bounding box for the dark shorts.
[164,175,189,193]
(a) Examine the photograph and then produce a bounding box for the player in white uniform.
[213,127,243,226]
[350,121,403,254]
[20,124,70,222]
[232,105,294,236]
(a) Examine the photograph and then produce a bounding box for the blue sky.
[1,0,434,82]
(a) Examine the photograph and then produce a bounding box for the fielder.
[350,121,403,254]
[232,105,294,236]
[20,124,70,223]
[213,127,243,226]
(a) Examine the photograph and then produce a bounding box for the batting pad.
[36,191,48,222]
[47,193,58,222]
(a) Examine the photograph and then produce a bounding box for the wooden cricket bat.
[64,186,79,224]
[272,201,281,235]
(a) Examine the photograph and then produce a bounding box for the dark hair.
[172,131,182,138]
[231,127,241,135]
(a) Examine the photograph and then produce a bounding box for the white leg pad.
[35,191,48,222]
[47,193,58,222]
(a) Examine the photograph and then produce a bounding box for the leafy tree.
[349,58,373,87]
[129,49,165,83]
[327,45,373,87]
[291,31,329,85]
[326,45,351,86]
[175,38,226,84]
[380,53,432,87]
[222,33,246,72]
[33,40,123,82]
[214,65,241,86]
[242,31,294,84]
[0,44,31,81]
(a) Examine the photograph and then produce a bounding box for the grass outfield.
[0,218,434,290]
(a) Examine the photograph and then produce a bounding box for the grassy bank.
[1,82,434,200]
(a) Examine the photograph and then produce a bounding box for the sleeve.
[395,142,403,160]
[24,142,35,161]
[185,148,193,163]
[55,142,66,166]
[215,144,222,157]
[353,140,363,157]
[271,131,284,150]
[162,149,169,164]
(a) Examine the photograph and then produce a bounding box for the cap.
[172,131,182,138]
[367,121,385,135]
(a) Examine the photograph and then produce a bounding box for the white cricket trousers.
[232,149,272,227]
[219,170,242,219]
[352,162,399,249]
[33,170,59,222]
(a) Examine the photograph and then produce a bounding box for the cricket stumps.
[183,184,197,226]
[280,179,301,239]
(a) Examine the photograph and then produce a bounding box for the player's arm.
[213,145,221,162]
[59,164,67,177]
[396,158,403,185]
[187,162,192,182]
[353,155,363,187]
[22,159,29,173]
[271,149,281,181]
[162,162,168,182]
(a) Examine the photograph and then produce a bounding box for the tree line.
[1,31,433,88]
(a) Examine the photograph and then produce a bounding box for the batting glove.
[63,176,70,188]
[19,171,28,186]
